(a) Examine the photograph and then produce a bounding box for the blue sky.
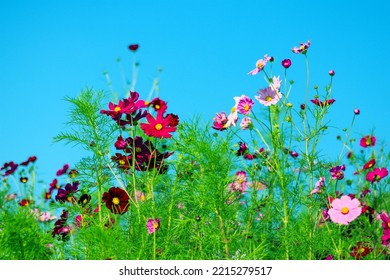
[1,0,390,186]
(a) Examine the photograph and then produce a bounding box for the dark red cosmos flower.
[148,98,168,113]
[102,187,130,214]
[363,159,376,170]
[56,164,69,176]
[55,182,80,203]
[140,111,178,138]
[350,242,372,259]
[165,113,179,127]
[20,156,37,166]
[113,136,173,172]
[1,161,18,176]
[360,135,376,148]
[366,167,389,183]
[111,153,132,170]
[18,199,32,206]
[128,44,139,52]
[236,142,248,156]
[20,177,28,183]
[310,99,336,107]
[52,210,71,240]
[78,194,91,207]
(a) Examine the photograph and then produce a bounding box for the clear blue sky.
[1,0,390,186]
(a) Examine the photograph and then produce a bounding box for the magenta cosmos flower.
[212,112,228,131]
[140,111,178,138]
[235,95,254,115]
[281,59,292,69]
[146,218,160,234]
[366,167,389,183]
[360,135,376,148]
[292,40,311,54]
[248,54,271,75]
[328,195,362,225]
[329,164,345,180]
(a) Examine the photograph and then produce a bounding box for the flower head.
[228,171,249,193]
[235,95,254,115]
[328,70,335,76]
[102,187,130,214]
[292,40,311,55]
[354,108,360,115]
[328,195,362,225]
[366,167,388,183]
[329,165,345,180]
[255,86,282,106]
[310,177,326,195]
[240,117,253,130]
[212,112,228,131]
[350,242,372,260]
[140,111,178,138]
[20,156,37,166]
[310,99,336,107]
[146,218,161,234]
[56,164,69,176]
[360,135,376,148]
[248,54,271,75]
[281,59,292,69]
[128,44,139,52]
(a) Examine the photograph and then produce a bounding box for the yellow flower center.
[136,147,142,153]
[388,222,390,228]
[112,197,120,205]
[119,159,125,165]
[231,106,236,113]
[114,106,121,112]
[341,207,349,214]
[265,96,273,102]
[257,62,264,68]
[244,104,249,111]
[359,247,366,254]
[154,221,159,229]
[155,104,160,110]
[155,123,163,130]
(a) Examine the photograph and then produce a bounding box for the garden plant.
[1,41,389,260]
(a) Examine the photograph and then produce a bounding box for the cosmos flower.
[56,164,69,176]
[140,111,177,138]
[236,95,254,115]
[366,167,388,183]
[146,218,161,234]
[281,59,292,68]
[128,44,139,52]
[350,242,372,260]
[291,40,311,54]
[255,86,282,106]
[329,165,345,180]
[240,117,252,130]
[102,187,130,214]
[212,112,228,131]
[360,135,376,148]
[328,195,362,225]
[248,54,271,75]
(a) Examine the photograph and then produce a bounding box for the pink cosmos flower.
[212,112,228,131]
[146,218,160,234]
[240,117,252,130]
[360,135,376,148]
[248,54,271,75]
[228,171,249,193]
[255,86,282,106]
[235,95,254,115]
[292,40,311,54]
[328,195,362,225]
[310,177,325,195]
[366,167,389,183]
